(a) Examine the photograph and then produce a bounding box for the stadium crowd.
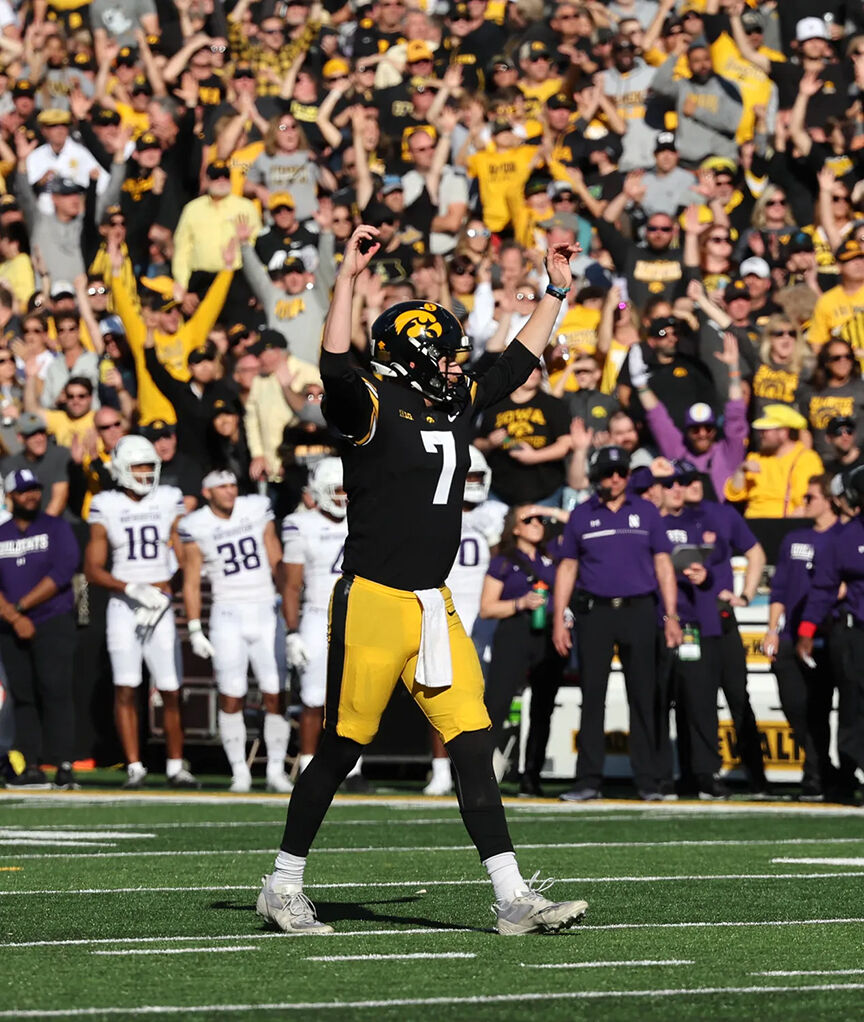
[0,0,864,803]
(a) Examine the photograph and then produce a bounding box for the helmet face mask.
[309,456,347,519]
[111,436,161,496]
[370,301,471,408]
[464,445,491,504]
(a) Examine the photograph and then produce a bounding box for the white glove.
[134,603,168,630]
[125,582,170,610]
[285,632,310,670]
[628,344,650,390]
[188,619,215,659]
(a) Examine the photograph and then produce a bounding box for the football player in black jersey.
[255,224,589,936]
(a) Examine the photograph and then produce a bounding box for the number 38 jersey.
[90,486,186,584]
[178,495,275,604]
[319,340,539,591]
[281,511,348,614]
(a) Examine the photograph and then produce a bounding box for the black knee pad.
[446,729,499,811]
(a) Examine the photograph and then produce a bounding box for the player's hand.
[545,242,580,291]
[552,615,572,657]
[125,582,170,610]
[285,632,310,669]
[188,620,215,659]
[340,225,380,279]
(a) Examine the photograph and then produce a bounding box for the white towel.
[413,588,453,690]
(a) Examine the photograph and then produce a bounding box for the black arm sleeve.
[319,348,377,439]
[595,219,634,274]
[473,340,542,411]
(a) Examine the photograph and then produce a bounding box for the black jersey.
[320,341,538,590]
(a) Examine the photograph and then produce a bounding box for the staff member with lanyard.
[552,446,682,802]
[0,469,80,789]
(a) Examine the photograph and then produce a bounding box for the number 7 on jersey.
[421,431,457,506]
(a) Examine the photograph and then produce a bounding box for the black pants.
[718,615,766,787]
[573,595,657,792]
[484,614,565,781]
[657,634,721,786]
[0,612,76,766]
[774,637,834,788]
[829,623,864,775]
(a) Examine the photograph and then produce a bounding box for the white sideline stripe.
[4,872,864,896]
[92,946,257,956]
[305,953,475,962]
[754,969,864,977]
[12,836,864,861]
[0,829,154,840]
[773,857,864,867]
[3,918,863,951]
[522,959,693,969]
[0,840,119,848]
[5,984,864,1017]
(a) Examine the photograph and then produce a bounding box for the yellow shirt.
[808,282,864,351]
[466,146,569,233]
[0,253,35,309]
[601,339,630,395]
[44,408,96,448]
[723,442,824,518]
[244,362,323,477]
[114,102,150,139]
[204,139,266,197]
[110,265,234,425]
[553,306,601,356]
[171,193,262,289]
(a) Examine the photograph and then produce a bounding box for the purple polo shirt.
[802,519,864,629]
[660,506,723,637]
[0,513,78,624]
[560,494,672,598]
[488,548,558,601]
[771,523,843,640]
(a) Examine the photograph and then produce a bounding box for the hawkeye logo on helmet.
[393,306,443,340]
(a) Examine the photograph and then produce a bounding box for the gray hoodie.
[603,59,659,171]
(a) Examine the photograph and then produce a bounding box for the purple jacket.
[645,398,748,501]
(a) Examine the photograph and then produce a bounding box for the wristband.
[546,284,569,300]
[663,614,680,622]
[188,619,202,633]
[13,601,24,615]
[740,594,750,606]
[797,621,817,639]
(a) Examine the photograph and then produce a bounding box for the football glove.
[285,632,310,670]
[125,582,170,610]
[188,619,215,659]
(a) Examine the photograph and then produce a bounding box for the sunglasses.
[553,193,575,202]
[832,194,850,202]
[97,420,122,430]
[66,391,89,400]
[687,424,715,434]
[826,353,853,363]
[766,198,787,206]
[646,224,673,233]
[326,74,349,83]
[601,469,629,480]
[660,478,682,489]
[450,265,475,275]
[830,425,855,436]
[24,326,45,333]
[466,227,491,238]
[708,235,730,243]
[262,27,284,34]
[771,328,795,337]
[88,286,107,295]
[520,514,544,524]
[515,292,537,301]
[574,366,596,374]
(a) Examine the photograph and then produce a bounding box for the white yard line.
[4,984,864,1017]
[92,946,257,956]
[9,836,864,861]
[521,959,693,969]
[0,830,154,840]
[305,953,476,962]
[753,969,864,977]
[3,872,864,897]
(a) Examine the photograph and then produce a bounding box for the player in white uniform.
[424,447,495,796]
[178,470,292,793]
[84,436,199,789]
[281,458,368,789]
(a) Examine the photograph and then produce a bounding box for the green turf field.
[2,791,864,1021]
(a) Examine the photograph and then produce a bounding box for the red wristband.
[797,621,817,639]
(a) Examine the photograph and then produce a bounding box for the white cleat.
[256,875,334,934]
[266,772,294,793]
[423,774,454,796]
[122,766,148,790]
[229,768,252,793]
[494,874,588,935]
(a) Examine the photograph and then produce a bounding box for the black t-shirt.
[478,389,571,505]
[823,449,864,478]
[618,344,718,432]
[770,61,852,124]
[368,240,424,283]
[320,340,539,590]
[255,222,319,265]
[159,451,202,501]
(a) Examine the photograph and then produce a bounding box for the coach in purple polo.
[552,446,682,801]
[0,468,79,789]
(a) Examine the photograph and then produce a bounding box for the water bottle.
[678,623,701,662]
[508,696,522,726]
[531,581,549,630]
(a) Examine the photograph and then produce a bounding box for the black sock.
[279,731,363,856]
[446,729,514,861]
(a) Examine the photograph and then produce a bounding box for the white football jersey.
[446,516,490,635]
[90,486,186,584]
[179,494,276,604]
[282,510,348,613]
[464,498,508,549]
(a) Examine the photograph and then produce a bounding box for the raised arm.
[321,225,381,355]
[728,3,770,74]
[513,243,580,359]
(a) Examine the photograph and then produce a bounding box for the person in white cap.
[178,470,292,793]
[84,435,200,790]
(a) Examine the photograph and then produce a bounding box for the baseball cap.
[248,329,288,355]
[139,419,175,440]
[589,445,630,480]
[4,468,43,494]
[827,415,857,436]
[836,237,864,263]
[210,398,242,419]
[548,180,575,199]
[381,175,404,196]
[629,465,657,495]
[206,159,231,180]
[115,46,138,66]
[93,106,122,127]
[49,178,84,196]
[490,53,516,72]
[268,250,305,274]
[684,403,717,429]
[12,79,35,97]
[739,256,771,279]
[37,108,72,127]
[131,74,153,95]
[538,211,580,233]
[268,191,295,210]
[523,40,552,60]
[546,91,574,111]
[724,278,751,300]
[796,17,828,42]
[741,9,763,32]
[490,119,513,136]
[671,458,701,483]
[406,39,434,63]
[322,57,350,78]
[16,412,47,437]
[752,404,808,430]
[647,316,678,338]
[786,231,815,256]
[525,176,550,197]
[99,315,125,339]
[50,280,76,299]
[654,131,677,152]
[188,342,218,364]
[136,132,160,152]
[228,322,251,345]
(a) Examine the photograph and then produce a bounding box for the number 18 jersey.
[90,486,186,584]
[178,495,276,604]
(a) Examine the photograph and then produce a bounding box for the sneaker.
[266,772,294,794]
[229,768,252,793]
[659,782,679,802]
[799,780,825,803]
[638,790,663,802]
[423,774,454,796]
[167,768,201,789]
[340,773,372,794]
[53,763,80,790]
[518,776,545,798]
[5,765,50,789]
[559,787,601,802]
[123,766,148,790]
[494,874,588,936]
[256,875,334,934]
[697,774,730,801]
